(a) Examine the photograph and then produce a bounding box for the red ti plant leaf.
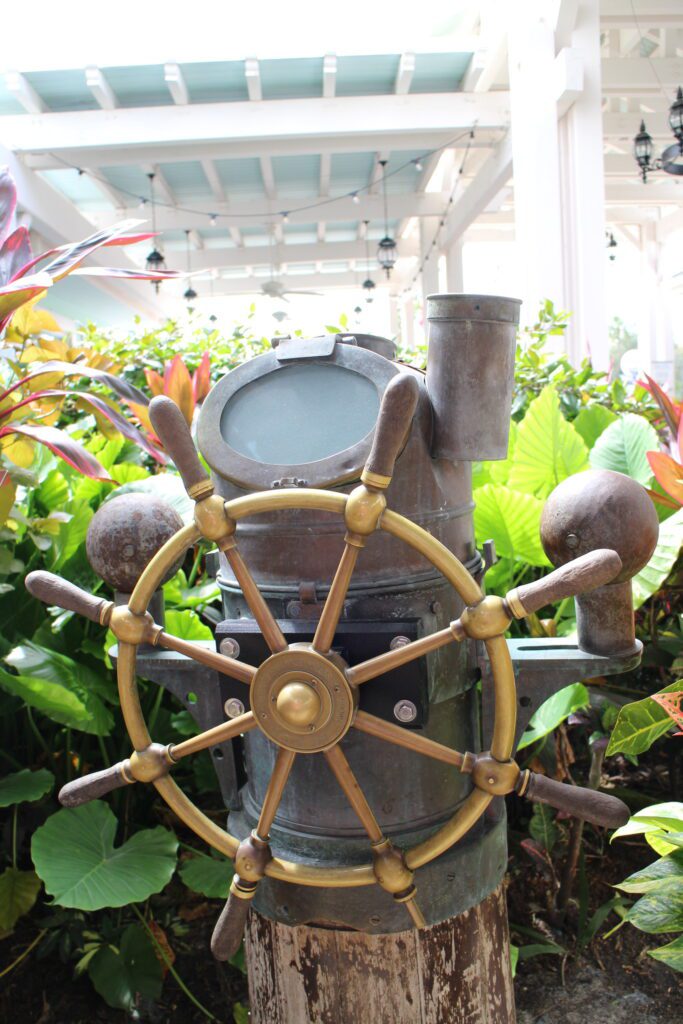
[0,423,111,481]
[638,373,682,439]
[163,355,194,425]
[0,273,52,333]
[192,352,211,405]
[0,168,17,248]
[144,369,165,397]
[72,266,180,282]
[647,451,683,506]
[0,359,149,408]
[0,227,32,286]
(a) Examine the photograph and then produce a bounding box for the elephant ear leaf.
[31,801,178,910]
[88,924,163,1011]
[0,768,53,807]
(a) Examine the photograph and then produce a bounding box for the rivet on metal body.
[220,637,241,659]
[394,700,418,723]
[224,698,246,719]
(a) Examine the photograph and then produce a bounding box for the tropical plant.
[613,802,683,973]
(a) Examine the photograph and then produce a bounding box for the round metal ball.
[86,492,184,593]
[540,469,658,581]
[276,681,321,729]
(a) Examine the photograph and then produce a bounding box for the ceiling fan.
[260,278,322,301]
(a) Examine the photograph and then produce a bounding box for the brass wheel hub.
[250,644,356,753]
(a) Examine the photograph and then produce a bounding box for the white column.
[558,2,609,369]
[638,222,675,387]
[507,3,565,327]
[389,294,400,339]
[445,236,464,293]
[419,217,440,309]
[401,294,415,350]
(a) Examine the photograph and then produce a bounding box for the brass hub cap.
[251,645,355,753]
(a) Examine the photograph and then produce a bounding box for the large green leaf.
[53,501,93,570]
[573,404,617,450]
[164,609,213,641]
[31,801,178,910]
[589,413,659,485]
[649,935,683,973]
[113,474,193,524]
[489,421,518,485]
[631,508,683,609]
[605,681,680,757]
[507,386,589,498]
[0,665,92,732]
[618,852,683,895]
[5,642,114,736]
[517,683,590,751]
[529,803,558,852]
[0,868,41,931]
[88,924,163,1011]
[179,849,234,898]
[473,484,550,566]
[0,768,53,807]
[626,890,683,934]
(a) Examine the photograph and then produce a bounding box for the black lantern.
[669,86,683,148]
[183,230,198,307]
[633,86,683,181]
[362,278,376,303]
[634,121,654,182]
[606,232,617,261]
[376,159,397,277]
[145,173,166,290]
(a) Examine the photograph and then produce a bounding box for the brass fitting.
[371,837,414,895]
[194,494,236,545]
[235,831,271,883]
[109,606,161,646]
[344,484,387,536]
[471,753,520,796]
[459,595,512,640]
[128,743,174,783]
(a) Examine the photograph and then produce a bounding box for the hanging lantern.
[183,285,198,304]
[362,278,375,303]
[633,121,654,182]
[669,86,683,149]
[183,230,197,307]
[145,173,166,289]
[376,160,397,278]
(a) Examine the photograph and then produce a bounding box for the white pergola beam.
[201,158,226,205]
[323,54,337,98]
[245,58,262,102]
[83,168,126,210]
[600,1,683,29]
[260,157,276,199]
[5,71,47,114]
[188,228,204,250]
[554,47,584,116]
[602,56,683,90]
[160,237,419,272]
[2,92,510,161]
[204,269,404,296]
[394,53,416,94]
[85,67,118,111]
[164,63,189,105]
[441,132,513,248]
[142,164,176,207]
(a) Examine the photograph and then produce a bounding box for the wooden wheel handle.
[26,571,113,624]
[59,762,132,806]
[149,395,213,499]
[505,549,622,617]
[518,771,629,829]
[211,878,256,960]
[361,374,420,488]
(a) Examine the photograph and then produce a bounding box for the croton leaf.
[0,424,111,481]
[87,923,163,1011]
[0,768,54,807]
[32,802,178,910]
[647,451,683,506]
[0,867,41,931]
[605,680,681,757]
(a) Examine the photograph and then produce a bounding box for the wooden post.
[244,883,515,1023]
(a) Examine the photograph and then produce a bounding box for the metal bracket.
[273,334,337,361]
[480,637,642,750]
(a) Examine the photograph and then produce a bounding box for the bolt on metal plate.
[393,699,418,723]
[224,697,246,719]
[220,637,241,659]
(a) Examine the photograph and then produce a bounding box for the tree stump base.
[245,883,515,1023]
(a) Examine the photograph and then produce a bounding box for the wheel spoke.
[313,537,363,654]
[353,710,466,769]
[324,743,383,841]
[156,631,256,685]
[223,540,287,653]
[170,710,256,761]
[256,747,296,839]
[346,621,463,686]
[403,894,426,928]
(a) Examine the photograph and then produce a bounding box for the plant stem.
[65,728,72,782]
[187,545,203,588]
[26,707,53,763]
[0,929,47,980]
[146,683,165,736]
[11,806,18,868]
[131,904,216,1022]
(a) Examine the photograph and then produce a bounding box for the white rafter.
[201,158,225,204]
[5,71,47,114]
[394,52,416,94]
[323,54,337,98]
[245,58,262,102]
[85,67,118,111]
[164,63,189,105]
[160,237,419,271]
[260,157,276,200]
[142,163,176,207]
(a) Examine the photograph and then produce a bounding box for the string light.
[413,159,423,172]
[210,213,218,226]
[352,192,360,204]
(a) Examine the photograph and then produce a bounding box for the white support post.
[558,1,609,369]
[389,295,400,339]
[401,295,415,350]
[507,3,565,328]
[445,237,464,293]
[637,221,675,387]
